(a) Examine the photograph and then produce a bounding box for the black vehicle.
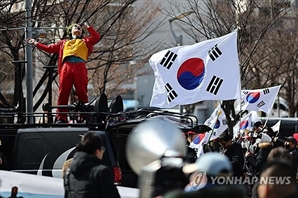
[260,117,298,137]
[0,98,198,188]
[105,108,199,187]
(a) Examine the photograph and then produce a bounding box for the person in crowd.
[163,152,247,198]
[251,146,293,198]
[182,132,197,163]
[284,136,298,179]
[251,121,264,142]
[257,159,298,198]
[218,132,245,177]
[246,133,273,177]
[261,126,274,139]
[27,22,100,123]
[248,121,264,146]
[267,146,292,161]
[64,132,120,198]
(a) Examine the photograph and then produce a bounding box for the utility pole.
[25,0,34,124]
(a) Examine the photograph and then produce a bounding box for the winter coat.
[223,142,245,177]
[246,142,273,176]
[289,148,298,178]
[64,151,120,198]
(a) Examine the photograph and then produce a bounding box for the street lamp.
[25,0,35,123]
[169,11,193,46]
[32,29,47,38]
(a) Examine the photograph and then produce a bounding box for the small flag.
[204,106,227,140]
[204,105,221,126]
[189,132,210,158]
[235,85,281,114]
[271,120,281,133]
[233,111,260,137]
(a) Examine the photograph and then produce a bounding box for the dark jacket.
[64,151,120,198]
[224,142,245,177]
[246,142,272,176]
[289,148,298,178]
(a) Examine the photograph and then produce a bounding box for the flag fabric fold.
[149,30,241,108]
[235,85,281,114]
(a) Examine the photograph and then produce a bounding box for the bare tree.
[165,0,298,133]
[0,0,164,112]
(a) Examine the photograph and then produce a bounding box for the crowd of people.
[61,121,298,198]
[174,121,298,198]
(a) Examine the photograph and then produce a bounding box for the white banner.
[0,171,139,198]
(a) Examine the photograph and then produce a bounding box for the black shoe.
[55,119,67,124]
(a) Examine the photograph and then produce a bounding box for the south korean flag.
[149,30,241,108]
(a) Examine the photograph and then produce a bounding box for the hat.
[186,131,197,135]
[285,136,297,144]
[183,152,233,176]
[191,125,212,133]
[253,121,264,128]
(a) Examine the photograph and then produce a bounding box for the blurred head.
[76,132,105,159]
[253,121,264,133]
[183,152,233,189]
[267,147,291,162]
[258,159,296,198]
[284,136,297,150]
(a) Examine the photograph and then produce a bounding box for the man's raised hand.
[26,38,37,45]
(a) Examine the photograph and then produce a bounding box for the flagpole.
[203,108,222,153]
[208,108,222,143]
[237,55,242,137]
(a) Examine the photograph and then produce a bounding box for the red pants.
[56,61,88,121]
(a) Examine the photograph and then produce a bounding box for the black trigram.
[263,88,270,94]
[243,91,249,95]
[208,44,222,61]
[257,100,265,108]
[206,75,223,95]
[165,83,178,102]
[222,119,227,125]
[160,51,177,69]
